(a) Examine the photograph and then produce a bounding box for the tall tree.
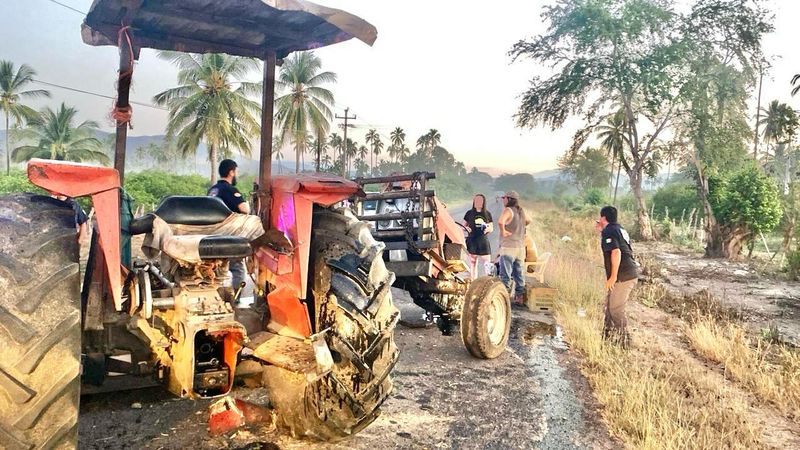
[678,0,772,258]
[365,129,379,169]
[511,0,700,240]
[758,100,799,193]
[596,110,630,203]
[153,52,261,183]
[558,147,612,192]
[345,138,358,175]
[366,130,383,173]
[12,103,109,165]
[0,61,50,174]
[274,51,336,174]
[390,127,406,162]
[311,134,328,172]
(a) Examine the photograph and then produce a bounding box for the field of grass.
[525,201,799,449]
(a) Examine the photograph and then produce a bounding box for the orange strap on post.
[112,24,135,129]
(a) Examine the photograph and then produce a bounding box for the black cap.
[218,159,237,178]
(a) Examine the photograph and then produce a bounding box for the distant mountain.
[473,166,562,180]
[1,130,294,175]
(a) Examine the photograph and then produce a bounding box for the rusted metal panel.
[81,0,377,58]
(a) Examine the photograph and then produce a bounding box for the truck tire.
[461,276,511,359]
[0,194,81,450]
[263,207,400,441]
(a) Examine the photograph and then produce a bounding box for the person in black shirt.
[597,205,638,347]
[208,159,250,292]
[207,159,250,214]
[463,194,494,279]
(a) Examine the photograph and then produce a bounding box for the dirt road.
[79,290,615,449]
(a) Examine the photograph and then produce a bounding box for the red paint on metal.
[434,197,466,246]
[254,173,360,337]
[223,331,244,391]
[27,159,124,309]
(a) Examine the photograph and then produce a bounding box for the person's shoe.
[512,293,526,305]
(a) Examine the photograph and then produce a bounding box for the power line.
[42,0,86,15]
[31,79,169,111]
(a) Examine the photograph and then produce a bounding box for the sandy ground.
[78,290,618,450]
[638,241,800,346]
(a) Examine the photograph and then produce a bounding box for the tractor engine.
[123,196,264,399]
[127,260,246,398]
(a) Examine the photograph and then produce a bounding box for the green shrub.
[652,183,702,221]
[583,187,606,206]
[711,165,783,236]
[124,171,210,210]
[0,171,40,195]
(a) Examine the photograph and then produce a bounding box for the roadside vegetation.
[527,200,800,448]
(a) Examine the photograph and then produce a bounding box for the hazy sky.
[1,0,798,174]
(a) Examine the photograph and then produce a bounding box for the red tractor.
[0,1,396,448]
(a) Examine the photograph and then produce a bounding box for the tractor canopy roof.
[81,0,377,58]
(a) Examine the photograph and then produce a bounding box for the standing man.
[597,205,638,347]
[497,191,529,304]
[208,159,250,291]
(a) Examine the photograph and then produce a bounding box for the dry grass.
[526,202,768,449]
[686,317,800,423]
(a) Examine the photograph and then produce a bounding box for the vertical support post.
[114,40,134,183]
[341,107,349,177]
[259,52,277,189]
[418,173,427,240]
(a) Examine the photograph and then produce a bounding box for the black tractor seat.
[129,196,234,235]
[199,236,252,259]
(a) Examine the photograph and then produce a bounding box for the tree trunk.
[695,171,725,258]
[630,172,654,240]
[723,226,750,260]
[613,162,622,205]
[315,140,321,173]
[210,143,217,184]
[295,144,301,174]
[5,112,10,175]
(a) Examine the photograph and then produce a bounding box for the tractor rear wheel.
[461,276,511,359]
[0,194,81,450]
[263,207,399,440]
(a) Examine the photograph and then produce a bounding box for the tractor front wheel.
[461,276,511,359]
[0,194,81,450]
[262,207,399,440]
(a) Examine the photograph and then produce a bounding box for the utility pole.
[335,107,356,177]
[753,64,764,160]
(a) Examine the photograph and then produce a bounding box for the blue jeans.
[498,253,525,296]
[230,258,246,292]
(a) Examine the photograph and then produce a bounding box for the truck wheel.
[0,194,81,450]
[263,207,400,441]
[461,276,511,359]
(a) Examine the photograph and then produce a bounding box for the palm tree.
[758,100,799,192]
[273,51,336,174]
[792,74,800,96]
[390,127,406,162]
[311,134,328,172]
[272,137,285,174]
[1,61,50,174]
[12,103,109,165]
[365,129,378,169]
[365,130,384,172]
[396,145,411,163]
[153,52,261,183]
[321,153,332,170]
[416,134,429,153]
[329,132,343,168]
[345,138,357,175]
[426,129,441,150]
[596,111,629,204]
[358,144,369,163]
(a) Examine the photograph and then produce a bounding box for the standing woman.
[463,194,494,279]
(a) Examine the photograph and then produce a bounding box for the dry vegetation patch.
[526,201,800,449]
